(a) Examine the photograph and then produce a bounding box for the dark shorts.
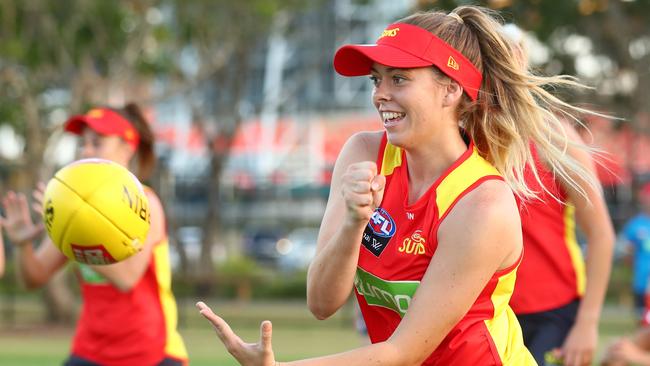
[635,291,646,321]
[64,355,186,366]
[515,299,579,366]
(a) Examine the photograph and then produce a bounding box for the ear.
[442,81,463,107]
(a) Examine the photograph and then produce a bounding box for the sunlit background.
[0,0,649,364]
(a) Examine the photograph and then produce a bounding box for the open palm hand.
[197,301,277,366]
[1,191,44,246]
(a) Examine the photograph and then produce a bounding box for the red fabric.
[334,23,482,100]
[356,134,513,365]
[72,255,167,366]
[509,146,580,314]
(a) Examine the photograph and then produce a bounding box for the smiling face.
[371,63,451,149]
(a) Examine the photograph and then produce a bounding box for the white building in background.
[154,0,415,183]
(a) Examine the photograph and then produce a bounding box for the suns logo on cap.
[379,27,400,38]
[124,128,135,141]
[88,109,104,118]
[447,56,460,71]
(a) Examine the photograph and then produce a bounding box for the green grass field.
[0,299,363,366]
[0,299,640,365]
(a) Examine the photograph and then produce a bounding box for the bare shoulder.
[459,179,517,212]
[339,130,383,163]
[453,179,519,230]
[438,179,521,268]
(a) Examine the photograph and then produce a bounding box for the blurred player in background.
[503,23,615,366]
[1,103,188,366]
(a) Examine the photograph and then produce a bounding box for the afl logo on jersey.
[368,208,396,237]
[362,207,396,257]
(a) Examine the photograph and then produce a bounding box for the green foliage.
[172,258,309,300]
[254,270,308,299]
[606,260,634,305]
[216,256,263,280]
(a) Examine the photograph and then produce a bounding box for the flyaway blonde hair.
[399,6,599,200]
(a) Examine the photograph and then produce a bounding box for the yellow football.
[42,158,150,264]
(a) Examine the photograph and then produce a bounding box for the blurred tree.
[415,0,650,126]
[163,0,309,295]
[0,0,313,321]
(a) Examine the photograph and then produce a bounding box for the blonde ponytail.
[399,6,599,200]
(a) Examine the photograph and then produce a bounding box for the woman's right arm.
[1,191,67,288]
[306,131,383,319]
[15,237,68,288]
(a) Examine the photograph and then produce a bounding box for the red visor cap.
[64,108,140,149]
[333,23,482,101]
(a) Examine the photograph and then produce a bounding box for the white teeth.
[381,112,404,122]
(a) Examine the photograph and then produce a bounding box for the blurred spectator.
[619,182,650,323]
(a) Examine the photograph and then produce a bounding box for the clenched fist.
[341,161,386,224]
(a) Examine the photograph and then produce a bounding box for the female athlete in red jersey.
[501,24,615,366]
[198,6,600,365]
[2,103,188,366]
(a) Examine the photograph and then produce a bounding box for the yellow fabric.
[436,147,500,218]
[564,204,586,295]
[153,239,188,359]
[431,147,534,364]
[484,269,537,365]
[380,143,403,176]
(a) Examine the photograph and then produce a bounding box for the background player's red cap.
[333,22,483,101]
[64,108,140,149]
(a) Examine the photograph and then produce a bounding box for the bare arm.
[88,189,164,292]
[558,123,615,366]
[306,131,383,319]
[199,180,523,366]
[16,238,68,288]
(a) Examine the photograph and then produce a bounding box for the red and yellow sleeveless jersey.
[509,146,585,314]
[355,134,535,365]
[71,188,188,366]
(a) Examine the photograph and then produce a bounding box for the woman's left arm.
[559,123,616,366]
[90,189,164,291]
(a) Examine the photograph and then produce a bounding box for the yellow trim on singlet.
[484,269,537,365]
[153,239,188,360]
[564,204,586,296]
[380,143,403,176]
[436,147,500,218]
